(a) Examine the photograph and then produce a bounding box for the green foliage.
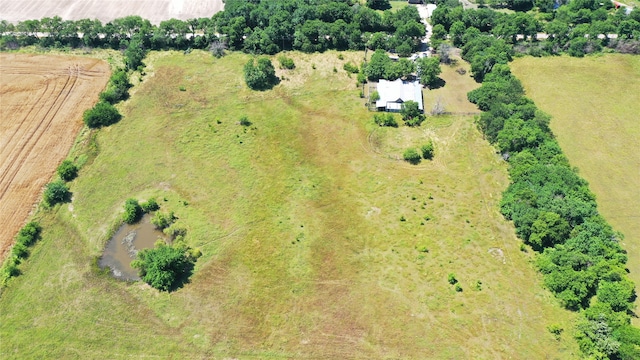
[56,160,78,182]
[83,101,122,128]
[365,49,392,81]
[124,35,147,70]
[370,90,380,102]
[455,284,463,292]
[421,141,435,160]
[43,181,71,206]
[239,115,252,126]
[123,198,143,224]
[244,57,278,91]
[597,280,636,312]
[416,57,442,88]
[131,243,196,291]
[367,0,391,10]
[99,68,131,104]
[448,273,458,284]
[343,62,359,74]
[151,211,177,230]
[547,324,564,339]
[278,55,295,69]
[401,100,425,126]
[140,198,160,213]
[373,113,398,127]
[16,222,41,247]
[403,148,421,164]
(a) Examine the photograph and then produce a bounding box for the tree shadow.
[428,78,446,90]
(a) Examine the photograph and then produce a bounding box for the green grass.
[1,50,579,358]
[511,54,640,326]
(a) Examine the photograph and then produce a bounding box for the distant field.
[0,53,109,258]
[0,0,224,25]
[511,54,640,324]
[0,50,579,358]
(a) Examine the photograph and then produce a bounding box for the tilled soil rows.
[0,53,109,258]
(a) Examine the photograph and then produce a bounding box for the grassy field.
[1,50,579,358]
[511,54,640,325]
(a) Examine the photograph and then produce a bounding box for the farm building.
[375,79,424,113]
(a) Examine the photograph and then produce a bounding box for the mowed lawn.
[511,54,640,324]
[1,51,578,358]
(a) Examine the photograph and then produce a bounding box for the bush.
[373,113,398,127]
[421,141,434,160]
[57,160,78,181]
[11,243,29,259]
[99,68,130,104]
[151,211,177,230]
[16,222,41,247]
[131,243,196,291]
[278,55,295,69]
[43,181,71,206]
[403,148,421,165]
[83,101,121,128]
[343,62,359,74]
[448,273,458,284]
[140,198,160,213]
[123,198,143,224]
[239,116,252,126]
[401,100,425,127]
[244,57,279,91]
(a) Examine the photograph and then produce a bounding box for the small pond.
[99,214,166,280]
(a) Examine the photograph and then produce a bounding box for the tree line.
[466,34,639,360]
[430,0,640,56]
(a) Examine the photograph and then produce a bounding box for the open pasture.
[0,0,224,25]
[0,53,109,257]
[0,51,579,358]
[511,54,640,322]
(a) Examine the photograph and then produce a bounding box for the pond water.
[99,214,166,280]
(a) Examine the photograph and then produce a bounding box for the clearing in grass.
[511,54,640,324]
[1,50,579,358]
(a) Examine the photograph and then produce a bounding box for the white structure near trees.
[375,79,424,113]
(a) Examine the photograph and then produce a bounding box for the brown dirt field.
[0,53,109,259]
[0,0,224,25]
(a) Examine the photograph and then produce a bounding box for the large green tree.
[244,57,278,90]
[416,57,442,88]
[83,101,121,128]
[132,243,196,291]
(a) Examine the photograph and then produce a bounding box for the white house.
[375,79,424,113]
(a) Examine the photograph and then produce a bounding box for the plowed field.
[0,54,109,258]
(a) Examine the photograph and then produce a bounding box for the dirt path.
[0,0,224,25]
[0,54,109,258]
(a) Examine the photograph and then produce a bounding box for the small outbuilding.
[375,79,424,113]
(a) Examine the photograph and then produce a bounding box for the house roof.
[375,79,424,111]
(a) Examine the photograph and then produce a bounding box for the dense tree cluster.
[431,1,640,58]
[468,58,639,360]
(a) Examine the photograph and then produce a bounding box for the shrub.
[83,101,121,128]
[401,100,425,127]
[99,68,130,104]
[43,181,71,206]
[140,198,160,213]
[403,148,421,165]
[239,116,252,126]
[343,62,359,74]
[370,90,380,102]
[244,57,278,90]
[57,160,78,181]
[11,243,29,259]
[448,273,458,284]
[421,141,435,160]
[278,55,295,69]
[123,198,143,224]
[373,113,398,127]
[131,243,196,291]
[16,222,41,247]
[151,211,177,230]
[455,284,463,292]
